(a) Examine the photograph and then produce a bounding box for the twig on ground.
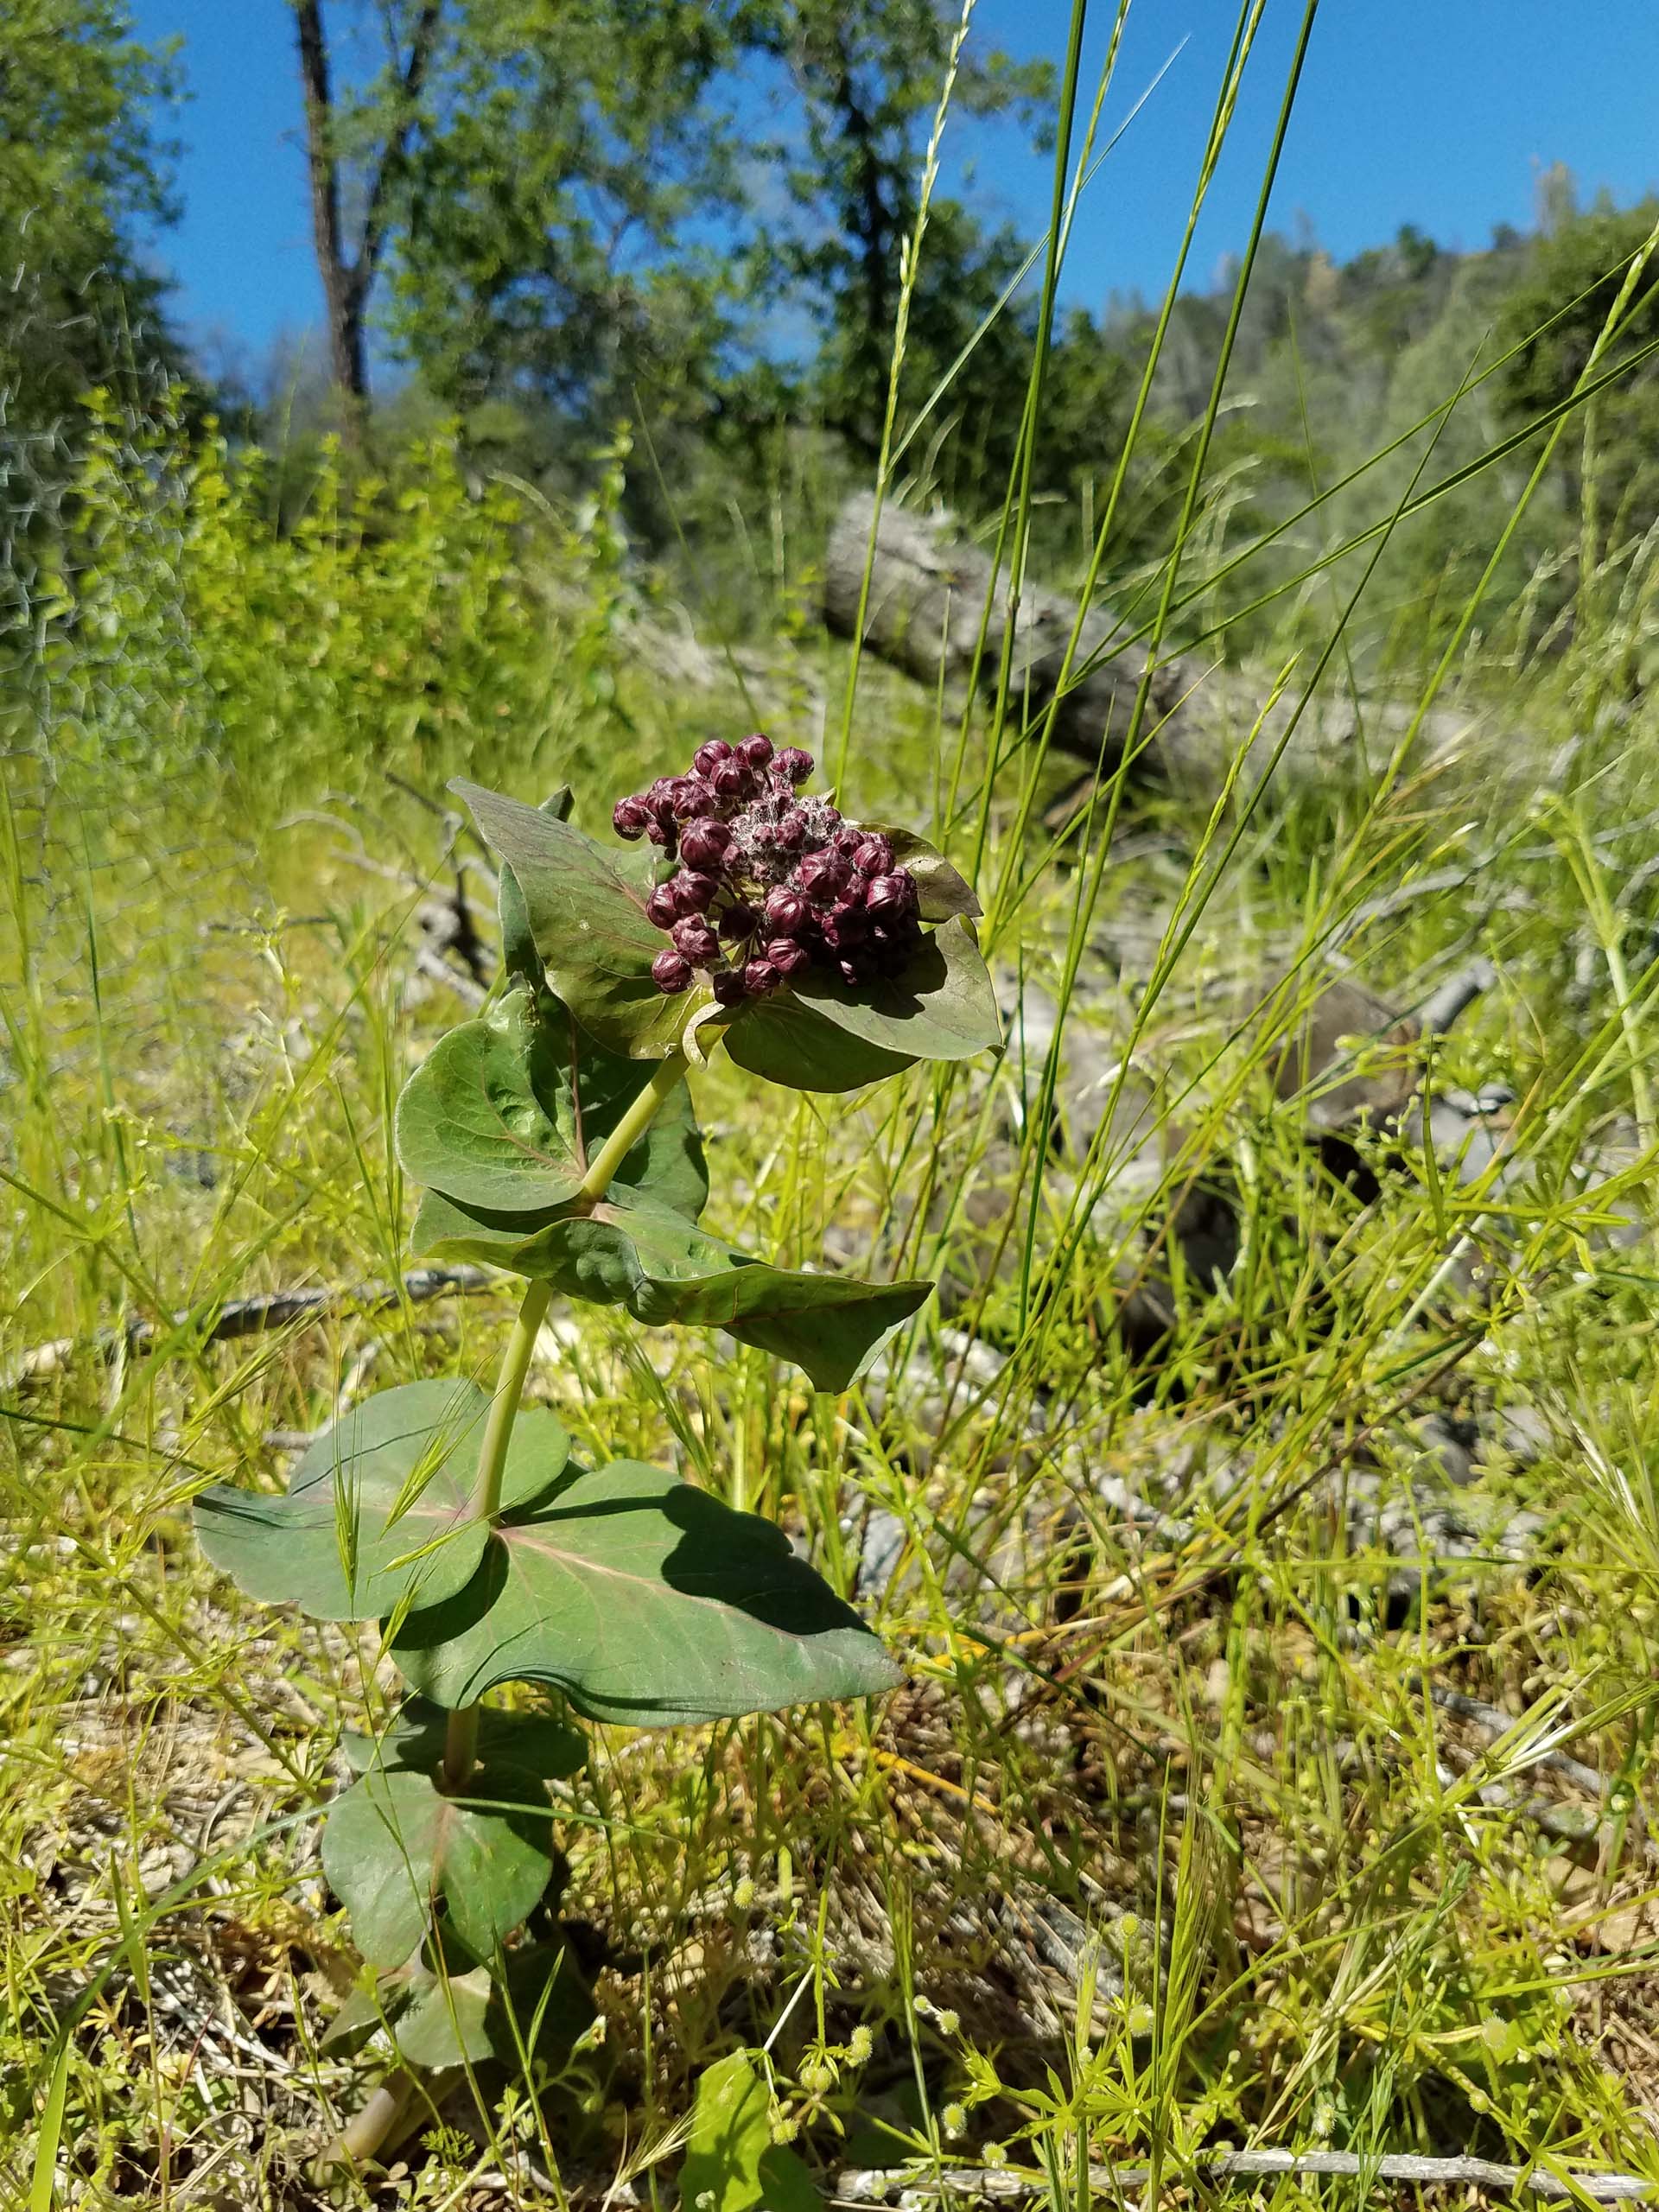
[833,2148,1656,2204]
[414,939,490,1007]
[3,1265,496,1391]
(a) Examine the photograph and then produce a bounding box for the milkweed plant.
[194,736,1001,2151]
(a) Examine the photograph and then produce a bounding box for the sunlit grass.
[7,13,1659,2209]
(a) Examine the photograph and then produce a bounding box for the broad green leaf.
[499,787,574,991]
[680,2051,823,2212]
[327,1937,592,2072]
[410,1186,930,1393]
[721,988,917,1093]
[343,1697,587,1784]
[455,779,710,1058]
[725,917,1001,1092]
[194,1380,565,1624]
[396,983,707,1220]
[393,1959,496,2069]
[321,1760,556,1968]
[387,1439,904,1723]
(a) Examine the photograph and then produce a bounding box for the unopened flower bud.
[744,957,781,995]
[764,887,810,935]
[738,733,774,770]
[768,939,811,978]
[831,825,863,858]
[671,918,720,964]
[711,760,750,802]
[645,884,679,928]
[668,776,711,822]
[679,819,734,870]
[719,900,760,940]
[673,870,719,913]
[863,870,917,919]
[645,817,671,849]
[794,853,847,905]
[613,796,650,839]
[776,746,814,785]
[852,835,893,877]
[712,969,748,1006]
[652,950,692,994]
[776,810,808,852]
[693,738,733,777]
[823,906,868,950]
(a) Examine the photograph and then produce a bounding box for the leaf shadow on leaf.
[389,1465,903,1725]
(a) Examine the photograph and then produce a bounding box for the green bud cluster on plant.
[192,748,1001,2150]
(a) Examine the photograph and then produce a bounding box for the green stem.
[575,1048,689,1201]
[438,1047,690,1796]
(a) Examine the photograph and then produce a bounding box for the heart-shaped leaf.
[194,1380,567,1624]
[396,983,707,1221]
[455,779,709,1058]
[410,1185,930,1393]
[342,1698,587,1784]
[321,1758,557,1967]
[386,1423,903,1723]
[724,917,1001,1093]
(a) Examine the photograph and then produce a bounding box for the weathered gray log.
[824,492,1224,785]
[823,492,1485,799]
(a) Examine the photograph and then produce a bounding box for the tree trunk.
[291,0,443,437]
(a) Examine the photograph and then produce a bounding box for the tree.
[290,0,444,429]
[744,0,1052,454]
[1495,200,1659,556]
[0,0,186,437]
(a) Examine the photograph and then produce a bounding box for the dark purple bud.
[738,733,773,770]
[831,825,863,858]
[794,853,848,906]
[613,796,650,839]
[823,905,868,950]
[679,818,734,870]
[667,776,711,822]
[776,810,808,852]
[718,900,760,940]
[692,738,733,777]
[712,969,748,1007]
[645,817,671,849]
[776,746,814,785]
[671,917,720,964]
[744,957,781,995]
[836,957,865,986]
[645,884,679,929]
[652,950,692,994]
[852,834,893,877]
[863,870,918,920]
[711,760,750,802]
[673,870,719,914]
[764,887,810,935]
[767,938,811,978]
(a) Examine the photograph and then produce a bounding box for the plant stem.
[438,1048,690,1795]
[575,1048,689,1201]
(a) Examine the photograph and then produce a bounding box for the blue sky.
[129,0,1659,372]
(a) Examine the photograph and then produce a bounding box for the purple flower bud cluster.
[612,735,923,1000]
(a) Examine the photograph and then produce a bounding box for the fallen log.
[823,492,1483,801]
